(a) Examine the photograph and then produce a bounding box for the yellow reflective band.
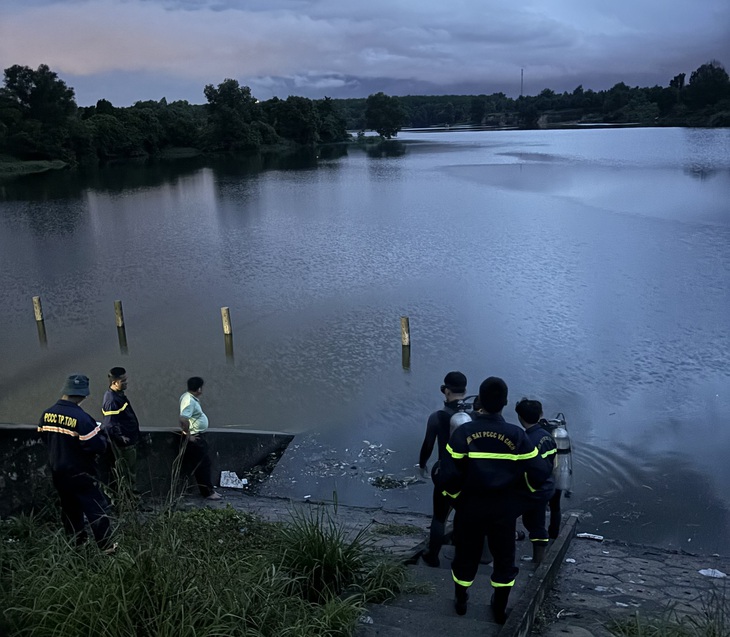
[491,579,515,588]
[447,443,466,459]
[523,472,536,493]
[531,538,549,544]
[79,426,102,441]
[38,426,78,437]
[442,490,461,499]
[541,448,557,459]
[101,402,128,416]
[467,447,538,460]
[452,573,473,587]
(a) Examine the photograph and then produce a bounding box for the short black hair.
[187,376,204,392]
[478,377,508,414]
[108,367,126,383]
[515,398,543,425]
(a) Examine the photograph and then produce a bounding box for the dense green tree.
[204,79,262,151]
[470,96,486,124]
[315,97,349,143]
[365,92,407,138]
[2,64,76,125]
[686,61,730,106]
[264,96,320,145]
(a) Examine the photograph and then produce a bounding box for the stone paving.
[182,490,730,637]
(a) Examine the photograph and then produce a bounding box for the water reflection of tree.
[573,442,728,553]
[366,141,407,158]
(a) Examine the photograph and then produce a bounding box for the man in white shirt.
[179,376,222,500]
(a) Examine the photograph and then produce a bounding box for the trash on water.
[303,494,312,500]
[576,533,604,541]
[219,471,248,489]
[358,615,374,625]
[370,474,421,489]
[699,569,727,578]
[615,602,630,608]
[565,558,576,563]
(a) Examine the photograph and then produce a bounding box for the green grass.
[0,502,408,637]
[608,589,729,637]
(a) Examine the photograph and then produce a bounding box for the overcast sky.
[1,0,728,106]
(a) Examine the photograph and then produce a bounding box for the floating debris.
[698,569,727,578]
[219,471,248,489]
[576,533,604,541]
[370,474,420,489]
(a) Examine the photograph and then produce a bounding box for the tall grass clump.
[609,587,729,637]
[0,501,407,637]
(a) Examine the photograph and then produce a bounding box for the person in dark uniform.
[417,371,469,567]
[38,374,114,551]
[440,377,552,624]
[515,398,556,564]
[102,366,141,496]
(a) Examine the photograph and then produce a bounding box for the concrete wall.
[0,424,293,517]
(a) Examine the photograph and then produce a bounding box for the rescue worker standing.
[38,374,114,551]
[417,371,469,567]
[440,377,552,624]
[515,398,556,564]
[102,367,141,496]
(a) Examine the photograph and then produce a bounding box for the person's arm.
[439,428,468,499]
[179,394,195,437]
[417,412,440,477]
[79,415,108,456]
[520,433,552,492]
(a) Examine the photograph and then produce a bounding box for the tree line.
[0,60,727,166]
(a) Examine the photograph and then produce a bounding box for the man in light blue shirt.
[179,377,221,500]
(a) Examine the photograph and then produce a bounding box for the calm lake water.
[1,128,729,554]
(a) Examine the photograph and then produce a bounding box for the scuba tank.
[545,413,572,493]
[448,396,476,436]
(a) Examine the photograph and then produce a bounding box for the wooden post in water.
[114,300,125,328]
[32,296,48,348]
[221,307,234,364]
[221,307,233,336]
[400,316,410,347]
[114,300,129,355]
[400,316,411,370]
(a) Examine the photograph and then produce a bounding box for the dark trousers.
[451,499,519,588]
[182,435,214,497]
[427,481,453,555]
[548,489,563,539]
[52,471,112,550]
[521,487,555,543]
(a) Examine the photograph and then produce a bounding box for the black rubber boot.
[454,583,469,616]
[422,520,444,567]
[532,543,547,564]
[490,587,510,624]
[421,550,440,568]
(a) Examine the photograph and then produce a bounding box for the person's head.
[478,376,508,414]
[187,376,204,395]
[61,374,90,403]
[515,398,543,428]
[108,366,127,391]
[440,371,467,400]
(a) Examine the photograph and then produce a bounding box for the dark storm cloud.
[0,0,727,105]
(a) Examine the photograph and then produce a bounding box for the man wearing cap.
[417,371,469,567]
[179,377,221,500]
[440,377,552,623]
[38,374,114,551]
[102,366,141,496]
